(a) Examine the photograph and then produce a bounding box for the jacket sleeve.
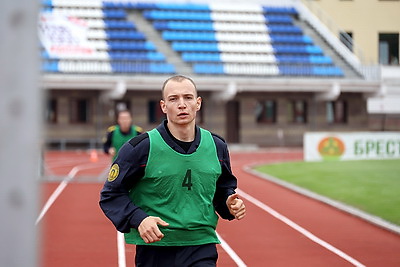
[212,135,237,220]
[103,129,114,154]
[99,135,149,232]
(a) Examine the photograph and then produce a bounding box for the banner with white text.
[304,132,400,161]
[38,12,95,58]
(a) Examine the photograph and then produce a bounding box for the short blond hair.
[161,75,197,99]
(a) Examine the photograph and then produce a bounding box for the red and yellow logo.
[318,137,345,160]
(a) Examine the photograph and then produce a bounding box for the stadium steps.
[294,20,362,79]
[126,9,193,75]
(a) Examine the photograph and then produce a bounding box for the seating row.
[111,62,175,73]
[42,48,333,65]
[42,8,128,19]
[171,42,322,54]
[108,52,165,61]
[83,19,135,29]
[86,30,146,40]
[43,60,341,76]
[153,21,302,34]
[42,1,297,18]
[279,66,344,76]
[193,63,343,76]
[181,53,333,64]
[101,2,297,15]
[103,20,136,29]
[107,41,156,51]
[72,40,156,51]
[143,10,293,23]
[42,60,175,73]
[162,31,311,44]
[42,0,103,8]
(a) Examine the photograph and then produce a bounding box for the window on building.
[326,100,347,124]
[256,100,276,123]
[288,100,307,123]
[70,98,90,123]
[379,33,399,65]
[46,98,57,123]
[148,100,165,123]
[339,31,353,51]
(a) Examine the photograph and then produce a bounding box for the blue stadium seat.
[193,63,225,74]
[107,41,156,51]
[182,52,222,62]
[172,42,219,52]
[162,31,216,41]
[268,25,302,34]
[265,15,293,24]
[39,1,343,77]
[156,3,210,11]
[106,31,146,40]
[263,6,298,16]
[143,10,212,21]
[103,9,127,19]
[270,35,313,44]
[42,61,59,72]
[104,20,136,30]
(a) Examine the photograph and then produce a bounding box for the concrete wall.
[45,89,387,149]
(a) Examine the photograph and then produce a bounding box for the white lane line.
[237,189,366,267]
[117,231,246,267]
[117,231,126,267]
[35,164,101,225]
[35,179,69,225]
[216,232,247,267]
[116,230,247,267]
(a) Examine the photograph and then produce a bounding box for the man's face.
[160,79,201,126]
[118,111,132,131]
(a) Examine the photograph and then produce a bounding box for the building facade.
[41,0,400,149]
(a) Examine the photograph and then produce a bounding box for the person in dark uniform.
[103,109,143,161]
[99,75,246,267]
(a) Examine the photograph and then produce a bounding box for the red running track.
[39,150,400,267]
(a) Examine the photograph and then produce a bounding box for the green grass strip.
[253,160,400,226]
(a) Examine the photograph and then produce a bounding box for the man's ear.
[196,96,202,111]
[160,99,167,114]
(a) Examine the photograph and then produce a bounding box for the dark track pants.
[135,243,218,267]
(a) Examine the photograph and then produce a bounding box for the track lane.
[219,151,400,266]
[40,150,400,267]
[40,183,117,267]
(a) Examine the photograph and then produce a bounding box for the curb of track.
[244,166,400,236]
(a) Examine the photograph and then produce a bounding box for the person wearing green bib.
[103,109,143,161]
[100,75,246,267]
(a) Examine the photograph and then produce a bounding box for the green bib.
[125,128,222,246]
[111,125,138,160]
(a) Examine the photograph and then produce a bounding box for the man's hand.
[138,216,169,243]
[108,147,116,157]
[226,193,246,220]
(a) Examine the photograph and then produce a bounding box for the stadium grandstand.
[39,0,400,149]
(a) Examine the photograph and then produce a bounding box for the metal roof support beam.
[315,82,341,101]
[101,80,127,100]
[211,82,237,102]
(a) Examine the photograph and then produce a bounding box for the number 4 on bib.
[182,169,193,190]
